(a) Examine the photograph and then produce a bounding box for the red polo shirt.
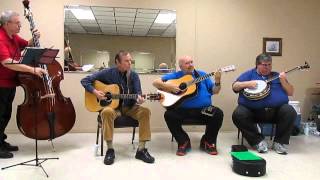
[0,27,28,87]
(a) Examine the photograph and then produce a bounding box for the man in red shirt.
[0,10,46,158]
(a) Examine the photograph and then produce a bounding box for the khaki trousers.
[101,105,151,142]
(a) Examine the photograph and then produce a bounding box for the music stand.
[2,47,59,177]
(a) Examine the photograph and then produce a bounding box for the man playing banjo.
[232,53,297,155]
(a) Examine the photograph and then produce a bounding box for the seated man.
[232,53,297,155]
[81,50,154,165]
[153,55,224,156]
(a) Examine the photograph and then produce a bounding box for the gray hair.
[0,10,19,26]
[256,53,272,66]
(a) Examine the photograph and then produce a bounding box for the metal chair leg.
[96,123,99,145]
[241,132,244,145]
[132,127,136,144]
[270,124,275,140]
[237,129,240,139]
[100,126,104,156]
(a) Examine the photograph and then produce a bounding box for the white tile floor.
[0,132,320,180]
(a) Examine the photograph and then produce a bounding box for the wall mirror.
[64,5,176,73]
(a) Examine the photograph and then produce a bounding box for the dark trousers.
[164,106,223,145]
[0,87,16,145]
[232,104,297,146]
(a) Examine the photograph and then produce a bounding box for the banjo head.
[243,80,270,100]
[244,80,267,94]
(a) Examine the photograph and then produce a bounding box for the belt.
[264,108,273,111]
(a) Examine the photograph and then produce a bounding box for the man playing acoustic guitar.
[153,55,224,156]
[232,53,297,155]
[81,50,154,165]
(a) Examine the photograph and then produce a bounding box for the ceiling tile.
[115,12,136,17]
[81,23,99,27]
[83,26,101,32]
[137,9,159,14]
[147,29,165,36]
[91,6,114,12]
[64,6,175,37]
[99,23,116,27]
[135,18,154,23]
[116,21,134,25]
[115,16,135,21]
[136,13,157,19]
[150,26,167,30]
[117,25,133,29]
[78,19,97,23]
[97,19,115,24]
[134,21,153,26]
[117,28,132,32]
[115,8,136,13]
[65,18,78,23]
[93,11,114,16]
[65,22,80,26]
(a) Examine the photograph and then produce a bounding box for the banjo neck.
[265,66,301,83]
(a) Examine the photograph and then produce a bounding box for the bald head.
[178,55,194,73]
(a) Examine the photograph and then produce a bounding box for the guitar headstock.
[220,65,236,73]
[298,61,310,71]
[146,93,162,101]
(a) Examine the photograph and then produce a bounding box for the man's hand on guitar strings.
[93,89,105,100]
[136,95,145,105]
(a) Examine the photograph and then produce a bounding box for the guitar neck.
[188,72,215,86]
[111,94,140,100]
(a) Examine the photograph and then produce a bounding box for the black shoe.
[0,148,13,159]
[200,140,218,155]
[135,148,155,163]
[176,141,191,156]
[104,149,115,165]
[1,141,18,151]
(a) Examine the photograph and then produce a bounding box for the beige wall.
[68,34,176,69]
[1,0,319,134]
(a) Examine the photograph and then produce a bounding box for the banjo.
[243,62,310,100]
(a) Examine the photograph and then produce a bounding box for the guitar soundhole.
[99,92,112,107]
[179,83,187,91]
[172,83,187,95]
[100,99,111,107]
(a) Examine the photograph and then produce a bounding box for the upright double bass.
[17,0,76,140]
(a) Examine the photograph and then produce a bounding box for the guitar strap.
[126,70,131,94]
[193,69,200,87]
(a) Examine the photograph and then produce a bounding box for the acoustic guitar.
[157,65,236,108]
[85,80,161,112]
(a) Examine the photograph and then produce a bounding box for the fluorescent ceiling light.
[155,13,176,24]
[139,52,151,54]
[71,9,95,20]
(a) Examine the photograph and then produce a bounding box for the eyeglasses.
[8,21,21,26]
[259,63,272,67]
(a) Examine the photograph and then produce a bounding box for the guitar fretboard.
[189,72,215,85]
[110,94,141,99]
